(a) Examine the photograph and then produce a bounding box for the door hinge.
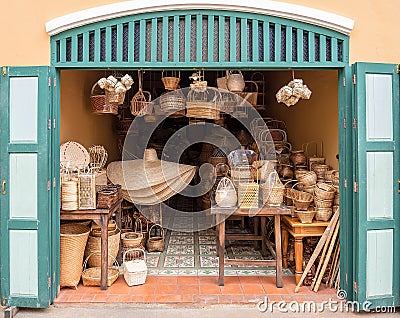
[352,74,357,85]
[48,77,51,87]
[345,273,348,284]
[1,297,6,306]
[53,119,56,129]
[354,181,358,193]
[344,178,348,188]
[396,64,399,74]
[343,117,347,129]
[47,180,51,191]
[53,177,56,188]
[352,119,358,129]
[47,119,51,130]
[343,77,346,86]
[48,277,51,288]
[354,281,358,293]
[2,66,6,77]
[53,77,57,87]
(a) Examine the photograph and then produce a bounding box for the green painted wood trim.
[196,14,202,62]
[230,16,237,62]
[7,220,39,230]
[308,32,315,63]
[105,26,112,62]
[117,24,123,62]
[82,32,89,63]
[94,29,101,63]
[320,35,327,63]
[365,142,395,151]
[274,23,280,62]
[184,15,191,63]
[365,219,396,230]
[173,16,180,62]
[218,16,225,63]
[7,144,39,153]
[207,15,214,63]
[59,39,66,63]
[71,36,77,62]
[162,17,169,63]
[240,18,247,62]
[151,18,157,62]
[331,38,338,63]
[252,19,259,62]
[297,29,303,62]
[128,22,134,63]
[139,20,146,63]
[285,26,292,63]
[262,20,269,62]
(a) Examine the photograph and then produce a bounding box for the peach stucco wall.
[0,0,398,65]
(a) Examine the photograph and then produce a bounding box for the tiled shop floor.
[54,276,339,305]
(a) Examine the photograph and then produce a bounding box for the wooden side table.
[281,215,329,284]
[60,198,122,290]
[211,206,290,287]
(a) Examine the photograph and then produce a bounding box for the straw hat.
[107,149,196,204]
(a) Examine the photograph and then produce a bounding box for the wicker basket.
[84,228,120,267]
[314,182,336,200]
[105,89,126,105]
[238,81,258,106]
[209,156,227,166]
[123,248,147,286]
[161,71,180,90]
[227,71,245,92]
[60,223,90,288]
[292,191,313,211]
[261,171,285,206]
[146,224,165,252]
[82,253,119,287]
[295,210,316,224]
[238,182,259,209]
[314,197,333,208]
[215,177,237,208]
[290,150,307,166]
[313,164,330,181]
[186,87,221,120]
[121,231,143,253]
[315,208,333,221]
[90,83,119,115]
[159,90,186,113]
[297,171,317,186]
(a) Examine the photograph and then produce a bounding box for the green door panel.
[0,66,56,308]
[352,62,400,308]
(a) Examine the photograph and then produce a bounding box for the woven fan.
[89,145,108,170]
[60,141,90,169]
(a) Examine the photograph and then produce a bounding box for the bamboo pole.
[294,212,339,293]
[313,222,340,292]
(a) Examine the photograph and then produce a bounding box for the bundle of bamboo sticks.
[295,210,340,293]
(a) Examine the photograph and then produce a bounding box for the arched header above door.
[48,1,352,69]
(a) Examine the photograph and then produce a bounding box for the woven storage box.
[315,208,333,222]
[238,182,259,209]
[84,228,120,267]
[97,185,122,208]
[82,253,119,287]
[90,83,119,115]
[60,223,90,288]
[261,171,285,206]
[215,177,237,208]
[123,248,147,286]
[146,224,165,253]
[314,183,336,200]
[295,210,316,224]
[78,173,96,210]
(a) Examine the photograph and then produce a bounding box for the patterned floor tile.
[198,236,216,245]
[169,236,194,245]
[197,269,218,276]
[146,255,160,268]
[199,255,218,268]
[170,231,193,236]
[199,244,217,255]
[164,255,195,268]
[166,244,194,255]
[158,269,180,275]
[177,269,198,276]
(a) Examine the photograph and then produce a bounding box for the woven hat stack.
[107,148,196,205]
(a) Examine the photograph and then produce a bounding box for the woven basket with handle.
[82,253,119,287]
[90,83,119,115]
[146,224,165,252]
[261,171,285,206]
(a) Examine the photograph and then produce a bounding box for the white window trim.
[45,0,354,36]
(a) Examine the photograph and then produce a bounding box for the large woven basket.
[315,207,333,222]
[238,182,259,209]
[60,223,90,288]
[297,171,317,186]
[292,190,313,210]
[121,231,143,253]
[84,228,121,267]
[82,253,119,287]
[90,83,119,115]
[261,171,285,206]
[146,224,165,252]
[123,248,147,286]
[314,182,336,200]
[186,101,220,120]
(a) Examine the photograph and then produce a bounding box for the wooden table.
[60,199,122,290]
[211,206,291,287]
[281,215,329,284]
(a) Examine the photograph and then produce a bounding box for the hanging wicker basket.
[60,223,90,288]
[161,71,181,90]
[90,83,119,115]
[146,224,165,252]
[82,253,119,287]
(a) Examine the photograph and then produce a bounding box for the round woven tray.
[60,141,90,169]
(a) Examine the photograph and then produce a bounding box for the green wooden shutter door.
[0,66,55,308]
[352,62,400,308]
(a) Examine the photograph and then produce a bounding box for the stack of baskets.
[313,164,330,182]
[313,182,336,221]
[295,171,317,194]
[61,179,79,211]
[159,90,186,116]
